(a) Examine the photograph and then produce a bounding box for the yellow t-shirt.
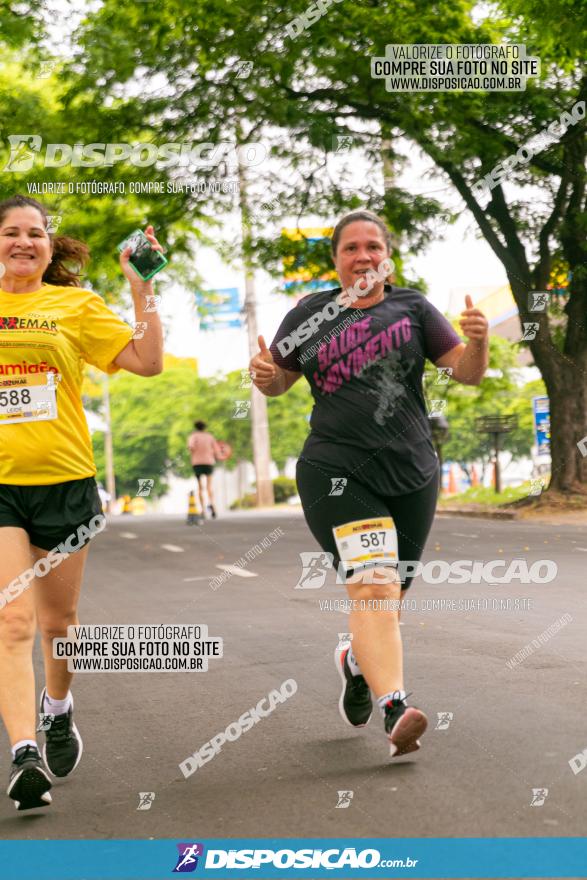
[0,283,134,485]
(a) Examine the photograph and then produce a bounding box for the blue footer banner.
[1,838,587,878]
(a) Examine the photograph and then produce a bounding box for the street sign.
[200,315,242,330]
[196,287,243,331]
[282,227,338,292]
[532,396,550,455]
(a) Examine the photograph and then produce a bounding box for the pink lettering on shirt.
[312,317,412,393]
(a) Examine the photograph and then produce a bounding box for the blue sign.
[197,287,240,311]
[196,287,243,331]
[200,315,242,331]
[532,396,550,455]
[2,838,587,878]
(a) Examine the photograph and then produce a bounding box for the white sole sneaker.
[7,753,52,811]
[387,707,428,757]
[39,688,84,778]
[334,642,372,728]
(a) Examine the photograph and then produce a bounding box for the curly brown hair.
[0,195,90,288]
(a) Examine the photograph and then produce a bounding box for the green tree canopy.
[64,0,586,493]
[425,336,546,472]
[91,359,313,495]
[0,1,46,50]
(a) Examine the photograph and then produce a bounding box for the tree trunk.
[507,270,587,495]
[545,370,587,493]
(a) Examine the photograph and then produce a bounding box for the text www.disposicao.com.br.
[69,657,201,671]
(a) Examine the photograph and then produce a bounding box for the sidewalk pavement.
[437,502,587,525]
[233,499,587,527]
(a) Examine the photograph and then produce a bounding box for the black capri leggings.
[296,458,440,590]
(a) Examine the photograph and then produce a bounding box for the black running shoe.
[207,504,217,519]
[7,745,52,811]
[383,692,428,757]
[334,643,373,727]
[38,688,83,777]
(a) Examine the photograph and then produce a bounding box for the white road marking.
[574,548,587,552]
[183,576,215,582]
[161,544,185,553]
[216,564,257,578]
[337,609,405,623]
[120,532,137,539]
[452,533,479,538]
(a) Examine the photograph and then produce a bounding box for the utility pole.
[381,123,394,193]
[103,373,116,511]
[237,133,275,508]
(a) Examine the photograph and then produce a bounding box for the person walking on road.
[0,195,164,811]
[187,421,222,519]
[249,209,488,758]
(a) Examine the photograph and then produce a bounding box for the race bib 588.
[0,373,59,425]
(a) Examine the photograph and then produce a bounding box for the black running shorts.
[0,477,103,551]
[193,465,214,477]
[296,458,439,590]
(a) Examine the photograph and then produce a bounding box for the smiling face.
[0,205,52,286]
[332,220,390,294]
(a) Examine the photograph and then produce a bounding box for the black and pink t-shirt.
[270,284,462,495]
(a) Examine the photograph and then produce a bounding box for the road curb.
[436,506,518,520]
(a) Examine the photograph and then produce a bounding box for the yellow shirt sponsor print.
[0,284,134,485]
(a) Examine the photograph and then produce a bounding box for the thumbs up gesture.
[249,335,279,389]
[459,295,489,342]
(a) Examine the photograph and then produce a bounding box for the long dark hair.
[0,195,90,288]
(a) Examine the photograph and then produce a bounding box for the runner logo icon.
[295,552,333,589]
[37,712,55,732]
[521,322,539,341]
[530,788,548,806]
[136,791,155,810]
[336,790,354,808]
[528,292,548,312]
[435,712,453,730]
[3,135,43,172]
[233,400,251,419]
[173,843,205,872]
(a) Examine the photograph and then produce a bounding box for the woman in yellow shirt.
[0,195,164,811]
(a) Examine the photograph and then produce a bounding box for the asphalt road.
[2,510,586,856]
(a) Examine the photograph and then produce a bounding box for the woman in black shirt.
[250,210,489,758]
